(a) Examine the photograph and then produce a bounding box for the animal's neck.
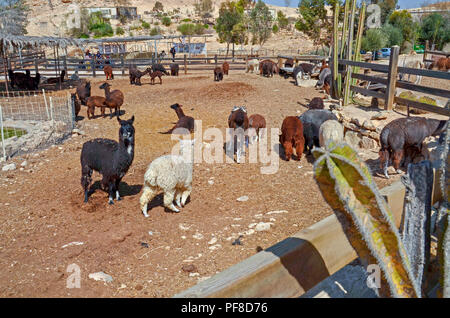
[104,87,111,99]
[174,107,185,119]
[119,138,134,158]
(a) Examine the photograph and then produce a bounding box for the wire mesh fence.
[0,90,75,160]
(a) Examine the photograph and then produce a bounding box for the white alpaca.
[319,120,344,149]
[140,139,195,217]
[399,59,425,85]
[246,59,259,73]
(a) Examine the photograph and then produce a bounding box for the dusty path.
[0,71,401,297]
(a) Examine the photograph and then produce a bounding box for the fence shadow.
[266,237,331,294]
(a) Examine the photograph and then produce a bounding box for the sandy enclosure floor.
[0,71,425,297]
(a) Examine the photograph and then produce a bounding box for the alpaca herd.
[25,55,441,220]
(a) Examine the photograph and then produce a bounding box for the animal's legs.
[393,150,404,174]
[175,190,182,209]
[163,190,179,212]
[140,185,158,218]
[81,165,93,203]
[108,182,115,205]
[115,179,122,201]
[181,185,192,206]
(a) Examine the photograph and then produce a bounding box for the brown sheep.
[214,66,224,81]
[222,61,230,75]
[104,65,114,80]
[280,116,305,161]
[248,114,266,144]
[99,82,124,118]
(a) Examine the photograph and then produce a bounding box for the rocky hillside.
[25,0,314,54]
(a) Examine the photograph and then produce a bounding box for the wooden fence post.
[34,59,39,75]
[385,45,400,111]
[184,54,187,75]
[92,56,96,78]
[214,54,217,66]
[63,55,68,75]
[121,54,125,76]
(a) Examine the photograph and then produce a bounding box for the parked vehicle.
[380,48,391,58]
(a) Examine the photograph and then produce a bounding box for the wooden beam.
[175,177,443,298]
[338,59,389,72]
[394,97,450,117]
[397,66,450,80]
[396,81,450,99]
[385,46,400,111]
[350,85,386,99]
[352,73,388,85]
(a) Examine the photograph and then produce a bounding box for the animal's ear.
[129,115,135,124]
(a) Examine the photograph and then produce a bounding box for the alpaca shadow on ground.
[75,115,85,121]
[145,193,192,213]
[87,181,142,199]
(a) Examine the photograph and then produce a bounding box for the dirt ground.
[0,70,429,297]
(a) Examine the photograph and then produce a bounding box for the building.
[84,6,138,20]
[406,7,450,22]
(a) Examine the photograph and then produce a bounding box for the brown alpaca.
[86,96,107,120]
[47,70,66,84]
[104,65,114,80]
[222,61,230,75]
[99,82,124,118]
[248,114,266,143]
[280,116,305,161]
[149,70,164,85]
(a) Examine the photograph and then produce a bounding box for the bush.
[150,27,161,36]
[142,21,151,29]
[272,24,279,33]
[154,21,160,26]
[115,27,125,36]
[162,16,171,26]
[182,18,192,23]
[382,24,404,48]
[361,28,388,52]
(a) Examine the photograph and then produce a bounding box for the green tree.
[381,23,403,47]
[277,10,289,29]
[214,1,245,56]
[295,0,340,46]
[0,0,29,35]
[248,0,273,45]
[361,28,388,52]
[389,10,418,44]
[419,13,450,50]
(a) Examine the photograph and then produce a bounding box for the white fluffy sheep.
[319,120,344,149]
[140,139,195,217]
[246,59,259,73]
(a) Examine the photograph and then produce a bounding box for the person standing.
[170,46,176,62]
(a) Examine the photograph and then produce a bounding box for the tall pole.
[343,0,357,106]
[1,43,9,96]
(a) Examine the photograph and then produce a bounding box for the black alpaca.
[81,116,135,205]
